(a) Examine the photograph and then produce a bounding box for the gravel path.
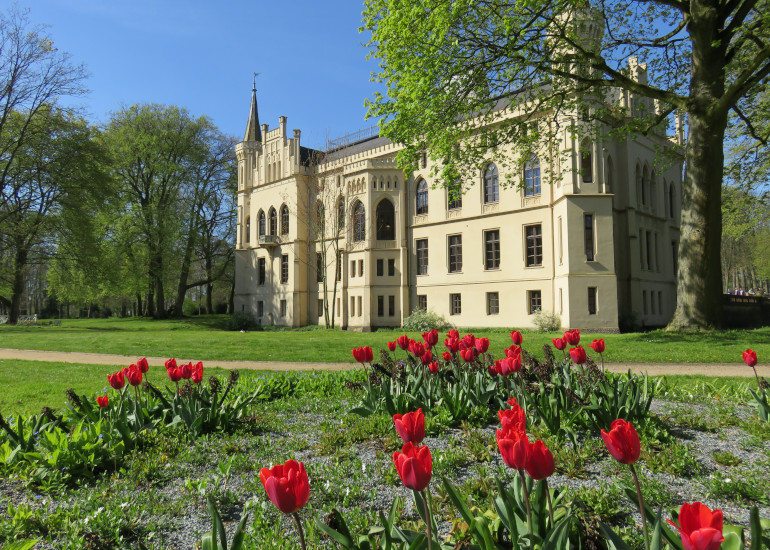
[2,348,769,378]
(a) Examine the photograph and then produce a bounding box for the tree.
[721,186,770,291]
[101,104,236,319]
[362,0,770,329]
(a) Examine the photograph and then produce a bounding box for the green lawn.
[1,315,769,363]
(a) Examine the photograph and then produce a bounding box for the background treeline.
[0,8,236,323]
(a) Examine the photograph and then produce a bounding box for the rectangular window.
[257,301,264,318]
[358,259,364,277]
[640,230,645,269]
[357,296,362,317]
[318,299,324,317]
[588,287,597,315]
[316,252,324,282]
[280,299,287,317]
[559,288,563,314]
[258,258,266,285]
[448,234,462,273]
[528,290,541,314]
[377,259,384,277]
[525,225,542,267]
[487,292,499,315]
[388,258,395,277]
[417,295,427,310]
[584,214,595,261]
[389,295,395,316]
[336,297,340,317]
[377,295,384,317]
[350,296,355,316]
[581,150,593,183]
[350,260,355,277]
[448,186,462,210]
[557,216,563,265]
[672,241,678,275]
[416,239,428,275]
[281,254,289,284]
[450,293,461,315]
[484,230,500,270]
[646,230,652,271]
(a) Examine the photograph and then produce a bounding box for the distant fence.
[723,295,770,328]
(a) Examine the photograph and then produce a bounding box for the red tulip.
[393,408,425,444]
[497,427,530,470]
[444,337,460,353]
[410,340,425,357]
[126,366,143,386]
[526,440,555,480]
[460,347,476,362]
[510,330,523,345]
[260,459,310,514]
[136,357,149,373]
[667,502,725,550]
[569,345,587,364]
[179,362,193,379]
[446,329,459,340]
[500,355,522,375]
[552,337,566,351]
[442,351,452,362]
[428,361,439,374]
[601,419,641,464]
[393,442,432,491]
[96,395,109,408]
[387,341,397,352]
[351,346,373,363]
[422,329,438,348]
[165,358,177,370]
[508,397,519,407]
[488,363,500,376]
[461,333,475,349]
[420,350,433,365]
[589,339,605,354]
[498,406,526,433]
[505,345,521,358]
[397,334,410,351]
[475,337,490,354]
[564,329,580,345]
[743,349,757,367]
[191,361,203,384]
[167,367,182,383]
[107,371,125,390]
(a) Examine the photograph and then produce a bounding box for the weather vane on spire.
[253,72,260,91]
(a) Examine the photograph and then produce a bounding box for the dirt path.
[1,348,769,378]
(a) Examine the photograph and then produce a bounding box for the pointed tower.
[243,82,262,143]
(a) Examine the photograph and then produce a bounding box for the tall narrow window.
[588,287,597,315]
[417,295,427,310]
[337,197,345,230]
[524,156,541,196]
[483,163,499,203]
[388,295,395,316]
[581,142,593,183]
[557,216,563,264]
[316,253,324,282]
[336,251,342,281]
[525,225,542,267]
[358,259,364,277]
[416,239,428,275]
[388,259,395,276]
[528,290,541,314]
[584,214,595,261]
[376,259,384,277]
[672,241,678,275]
[484,230,500,270]
[448,183,462,210]
[450,293,462,315]
[281,254,289,284]
[377,296,384,317]
[280,205,289,235]
[669,184,675,218]
[416,179,428,215]
[448,235,463,273]
[376,199,395,240]
[280,299,287,317]
[352,201,365,242]
[318,299,324,317]
[605,156,614,194]
[258,258,266,285]
[642,166,649,206]
[487,292,499,315]
[269,207,277,235]
[646,230,652,271]
[258,211,266,237]
[245,217,251,243]
[257,301,264,318]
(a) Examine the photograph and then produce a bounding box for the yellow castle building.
[234,62,682,331]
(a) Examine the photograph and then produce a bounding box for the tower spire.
[244,72,261,142]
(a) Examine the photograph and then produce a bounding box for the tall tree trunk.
[668,7,727,329]
[8,245,28,325]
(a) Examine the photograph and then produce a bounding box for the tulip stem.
[751,366,762,390]
[544,479,554,526]
[421,489,433,550]
[629,463,649,550]
[292,512,307,550]
[517,469,534,537]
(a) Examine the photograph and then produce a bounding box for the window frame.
[448,234,463,273]
[450,293,462,315]
[483,163,499,204]
[528,290,542,315]
[258,257,266,285]
[524,156,541,196]
[352,201,366,242]
[525,224,543,267]
[584,214,595,261]
[376,198,395,240]
[280,205,290,235]
[269,207,277,236]
[416,179,429,215]
[280,254,289,284]
[416,239,428,275]
[484,229,500,270]
[487,292,499,315]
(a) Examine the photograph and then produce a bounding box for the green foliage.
[201,495,249,550]
[402,308,452,332]
[532,310,562,332]
[224,312,260,331]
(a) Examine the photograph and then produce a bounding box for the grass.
[2,315,770,364]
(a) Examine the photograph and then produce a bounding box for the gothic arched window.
[524,157,541,196]
[280,204,289,235]
[483,163,499,203]
[376,199,395,240]
[245,217,250,243]
[269,207,277,235]
[337,196,345,230]
[416,179,428,215]
[258,210,266,237]
[352,201,365,242]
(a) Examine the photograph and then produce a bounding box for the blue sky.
[25,0,381,149]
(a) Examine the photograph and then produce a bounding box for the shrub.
[403,307,452,332]
[532,309,561,331]
[224,312,260,331]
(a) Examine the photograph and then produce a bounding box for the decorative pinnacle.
[253,71,260,91]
